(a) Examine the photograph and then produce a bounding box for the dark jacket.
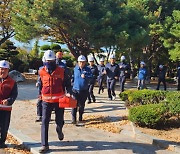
[105,63,119,80]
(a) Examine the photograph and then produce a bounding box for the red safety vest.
[0,76,15,111]
[39,66,65,103]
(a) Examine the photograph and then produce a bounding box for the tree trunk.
[129,48,135,79]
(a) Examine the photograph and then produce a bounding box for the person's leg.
[41,102,52,147]
[141,79,146,89]
[79,90,88,121]
[89,82,95,102]
[98,78,102,94]
[87,85,91,103]
[119,76,123,93]
[110,79,116,97]
[137,80,141,90]
[121,76,126,92]
[36,99,42,122]
[107,80,112,99]
[71,89,78,122]
[162,78,167,90]
[156,78,161,90]
[54,103,64,140]
[0,111,11,146]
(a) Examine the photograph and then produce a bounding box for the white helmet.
[140,61,145,65]
[178,67,180,70]
[0,60,10,69]
[88,56,94,62]
[61,59,66,64]
[159,65,163,69]
[78,55,86,62]
[99,57,105,62]
[42,56,46,63]
[121,55,126,61]
[109,54,116,59]
[44,50,55,60]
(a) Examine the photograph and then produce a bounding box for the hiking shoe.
[35,116,42,122]
[58,132,64,141]
[112,95,116,100]
[39,146,49,153]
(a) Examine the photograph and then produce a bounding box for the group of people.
[0,50,180,153]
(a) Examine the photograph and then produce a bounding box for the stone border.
[8,128,40,154]
[129,122,180,153]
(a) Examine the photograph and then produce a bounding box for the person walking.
[38,50,72,153]
[87,56,99,103]
[118,55,130,93]
[97,58,106,94]
[177,66,180,91]
[0,60,18,148]
[56,51,66,69]
[35,56,46,122]
[71,55,92,124]
[137,61,147,90]
[105,54,119,100]
[156,65,167,91]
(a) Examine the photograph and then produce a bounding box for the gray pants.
[137,79,146,90]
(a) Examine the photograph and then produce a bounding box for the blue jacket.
[98,64,106,79]
[138,68,147,80]
[72,65,92,91]
[56,59,66,69]
[105,63,119,80]
[118,62,130,77]
[87,64,99,83]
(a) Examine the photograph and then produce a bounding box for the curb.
[128,122,180,153]
[8,127,40,154]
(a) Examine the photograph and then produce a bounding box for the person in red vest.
[38,50,72,153]
[0,60,18,148]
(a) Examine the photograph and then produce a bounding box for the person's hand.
[81,74,85,78]
[36,83,39,87]
[115,76,118,80]
[103,70,106,74]
[65,93,71,97]
[2,100,8,105]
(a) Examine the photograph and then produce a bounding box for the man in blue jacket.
[118,56,130,93]
[105,54,119,100]
[97,58,106,94]
[72,55,92,124]
[156,65,167,91]
[137,61,147,90]
[87,56,99,103]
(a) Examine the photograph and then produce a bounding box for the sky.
[10,37,67,51]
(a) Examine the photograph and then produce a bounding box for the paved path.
[8,82,177,154]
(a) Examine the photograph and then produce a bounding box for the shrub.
[121,89,167,108]
[166,91,180,102]
[119,90,135,101]
[129,103,168,127]
[168,100,180,117]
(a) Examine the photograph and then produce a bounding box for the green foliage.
[166,91,180,102]
[0,40,18,60]
[63,55,76,68]
[50,44,61,51]
[129,103,168,127]
[40,45,50,51]
[168,100,180,116]
[120,89,167,108]
[30,40,39,57]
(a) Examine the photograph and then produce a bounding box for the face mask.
[45,61,56,71]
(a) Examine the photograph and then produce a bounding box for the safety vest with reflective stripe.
[0,76,15,111]
[39,66,65,103]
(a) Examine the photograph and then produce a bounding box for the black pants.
[88,82,96,102]
[119,76,126,92]
[178,78,180,91]
[0,111,11,144]
[157,78,166,90]
[41,102,64,146]
[98,77,105,93]
[37,99,42,117]
[71,89,88,121]
[107,79,116,99]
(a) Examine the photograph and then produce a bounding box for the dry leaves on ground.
[5,134,31,154]
[84,115,129,133]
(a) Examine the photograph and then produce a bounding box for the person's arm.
[64,69,72,94]
[7,82,18,106]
